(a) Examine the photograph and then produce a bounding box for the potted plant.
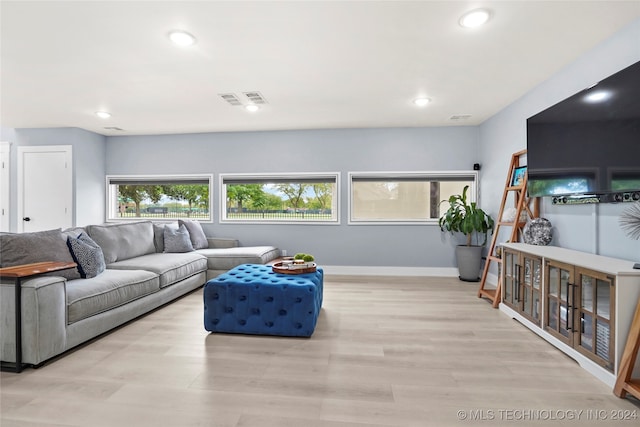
[438,185,494,281]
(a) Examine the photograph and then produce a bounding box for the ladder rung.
[487,255,502,263]
[624,379,640,399]
[479,288,496,299]
[506,185,525,191]
[497,221,528,227]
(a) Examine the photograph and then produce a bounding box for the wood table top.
[0,261,77,278]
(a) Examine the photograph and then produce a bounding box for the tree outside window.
[107,175,212,221]
[221,174,339,223]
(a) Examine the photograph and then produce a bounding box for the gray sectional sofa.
[0,220,280,368]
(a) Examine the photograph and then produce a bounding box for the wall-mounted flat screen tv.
[527,60,640,204]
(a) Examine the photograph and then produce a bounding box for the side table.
[0,261,76,373]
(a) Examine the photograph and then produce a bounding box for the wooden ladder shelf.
[613,296,640,400]
[478,149,539,308]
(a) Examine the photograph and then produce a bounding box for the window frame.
[348,170,479,225]
[219,172,340,225]
[106,174,214,223]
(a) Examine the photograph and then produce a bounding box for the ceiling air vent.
[449,114,472,121]
[104,126,124,131]
[219,93,242,106]
[242,91,267,105]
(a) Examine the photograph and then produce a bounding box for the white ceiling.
[2,1,640,136]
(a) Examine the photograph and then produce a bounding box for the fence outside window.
[220,173,340,224]
[106,174,213,222]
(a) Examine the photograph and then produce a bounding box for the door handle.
[22,217,31,222]
[566,282,572,331]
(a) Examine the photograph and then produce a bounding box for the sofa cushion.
[67,233,106,279]
[87,221,155,263]
[163,224,194,253]
[107,252,207,288]
[196,246,281,271]
[66,269,160,324]
[179,219,208,250]
[0,229,81,280]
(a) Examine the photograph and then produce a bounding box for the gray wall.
[1,127,17,142]
[4,127,106,230]
[479,18,640,262]
[106,127,479,267]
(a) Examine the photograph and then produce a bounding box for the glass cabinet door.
[501,250,542,326]
[502,249,518,309]
[521,255,542,325]
[575,268,614,371]
[508,249,617,374]
[544,260,574,345]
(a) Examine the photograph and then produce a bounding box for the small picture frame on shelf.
[512,166,527,186]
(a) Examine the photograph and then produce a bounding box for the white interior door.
[17,145,73,232]
[0,142,10,232]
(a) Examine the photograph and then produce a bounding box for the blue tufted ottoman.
[203,264,323,337]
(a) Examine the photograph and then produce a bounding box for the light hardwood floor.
[1,275,639,426]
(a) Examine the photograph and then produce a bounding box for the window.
[220,173,339,223]
[106,174,213,222]
[349,171,478,224]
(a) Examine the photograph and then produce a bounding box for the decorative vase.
[523,218,553,245]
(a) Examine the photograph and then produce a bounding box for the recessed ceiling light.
[584,90,612,103]
[413,98,431,107]
[95,111,111,119]
[168,30,196,46]
[245,104,260,112]
[459,9,491,28]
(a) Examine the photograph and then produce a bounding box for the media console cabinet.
[499,243,640,388]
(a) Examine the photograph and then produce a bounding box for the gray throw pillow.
[178,219,208,249]
[153,222,178,253]
[67,233,106,278]
[163,224,194,253]
[62,227,86,240]
[0,228,81,280]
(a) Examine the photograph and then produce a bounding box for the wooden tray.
[272,262,317,275]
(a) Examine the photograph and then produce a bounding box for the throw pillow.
[0,228,81,280]
[153,222,178,253]
[67,233,106,278]
[178,219,208,249]
[164,224,194,253]
[62,226,86,240]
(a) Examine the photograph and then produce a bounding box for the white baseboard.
[321,265,459,277]
[320,266,501,279]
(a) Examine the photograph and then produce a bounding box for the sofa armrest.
[0,276,68,365]
[207,237,240,249]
